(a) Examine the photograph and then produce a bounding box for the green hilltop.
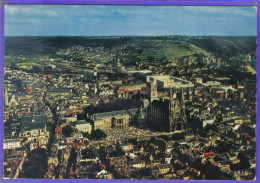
[137,40,206,60]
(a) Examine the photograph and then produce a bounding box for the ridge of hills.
[4,36,257,68]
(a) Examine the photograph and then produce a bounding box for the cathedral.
[147,79,187,132]
[4,89,19,108]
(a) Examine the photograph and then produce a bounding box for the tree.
[84,105,95,118]
[189,116,202,132]
[43,66,53,74]
[31,65,42,73]
[11,78,24,92]
[62,126,74,137]
[115,141,124,156]
[10,63,19,70]
[81,132,91,139]
[205,124,218,133]
[215,141,231,153]
[237,151,250,170]
[172,133,185,140]
[216,114,223,123]
[21,148,48,178]
[91,129,107,140]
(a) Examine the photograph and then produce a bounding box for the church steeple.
[180,88,187,130]
[4,89,9,107]
[148,78,158,102]
[169,88,187,132]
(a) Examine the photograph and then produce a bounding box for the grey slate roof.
[21,115,32,123]
[20,121,46,133]
[32,114,48,123]
[94,108,138,119]
[77,120,89,125]
[22,114,48,123]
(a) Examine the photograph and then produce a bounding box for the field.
[4,58,40,69]
[137,40,206,61]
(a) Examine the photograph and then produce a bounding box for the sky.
[4,5,257,36]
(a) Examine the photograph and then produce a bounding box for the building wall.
[4,140,20,149]
[148,100,171,131]
[76,123,92,134]
[94,111,137,130]
[119,83,146,91]
[148,98,186,132]
[147,75,194,90]
[94,119,112,130]
[94,114,130,130]
[20,129,46,138]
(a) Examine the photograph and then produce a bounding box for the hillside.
[4,36,257,68]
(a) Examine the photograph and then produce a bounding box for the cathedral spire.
[180,88,187,129]
[4,89,9,107]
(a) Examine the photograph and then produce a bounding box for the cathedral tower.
[148,78,158,102]
[4,89,9,107]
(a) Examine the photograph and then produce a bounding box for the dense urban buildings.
[3,36,257,180]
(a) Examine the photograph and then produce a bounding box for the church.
[4,89,19,108]
[147,76,187,132]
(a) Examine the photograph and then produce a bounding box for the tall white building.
[76,120,92,134]
[4,139,20,149]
